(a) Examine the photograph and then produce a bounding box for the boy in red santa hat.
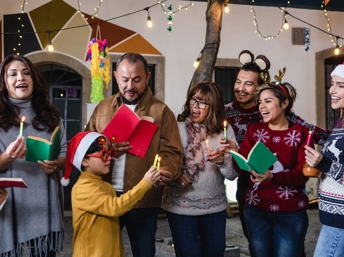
[61,131,161,257]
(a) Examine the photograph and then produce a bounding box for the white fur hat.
[331,63,344,78]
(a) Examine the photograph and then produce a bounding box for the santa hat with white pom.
[61,131,102,186]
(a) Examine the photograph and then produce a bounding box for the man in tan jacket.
[85,52,182,257]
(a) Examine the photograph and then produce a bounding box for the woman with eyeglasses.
[237,74,311,257]
[162,81,238,257]
[65,131,161,257]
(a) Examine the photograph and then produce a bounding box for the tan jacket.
[85,87,182,208]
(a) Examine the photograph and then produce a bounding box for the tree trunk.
[189,0,226,90]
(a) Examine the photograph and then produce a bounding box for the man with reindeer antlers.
[224,50,331,255]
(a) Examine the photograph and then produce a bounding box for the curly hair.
[0,55,60,132]
[178,81,225,135]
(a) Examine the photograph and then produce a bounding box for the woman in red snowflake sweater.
[237,74,312,257]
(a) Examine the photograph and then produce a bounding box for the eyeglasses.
[86,147,115,162]
[189,97,209,109]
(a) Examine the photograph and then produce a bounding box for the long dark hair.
[178,81,225,135]
[0,54,60,132]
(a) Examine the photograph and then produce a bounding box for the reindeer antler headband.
[260,67,289,98]
[238,50,271,71]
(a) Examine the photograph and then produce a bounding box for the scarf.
[184,117,207,182]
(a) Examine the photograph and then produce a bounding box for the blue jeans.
[119,207,159,257]
[314,224,344,257]
[244,204,308,257]
[165,210,226,257]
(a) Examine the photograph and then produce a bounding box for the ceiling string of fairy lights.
[11,0,344,56]
[77,0,104,20]
[250,0,342,54]
[20,0,28,13]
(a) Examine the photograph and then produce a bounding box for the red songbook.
[102,104,159,158]
[0,178,28,188]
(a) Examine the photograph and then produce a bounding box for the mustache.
[234,90,249,94]
[124,89,138,94]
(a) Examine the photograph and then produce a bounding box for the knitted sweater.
[161,122,238,216]
[0,98,67,257]
[224,100,330,146]
[72,172,152,257]
[315,117,344,229]
[238,122,309,212]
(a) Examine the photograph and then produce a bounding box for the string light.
[77,0,104,20]
[250,6,286,40]
[321,2,342,53]
[157,1,193,32]
[158,1,193,14]
[283,17,289,30]
[193,57,200,68]
[20,1,28,13]
[47,30,54,52]
[334,36,340,55]
[144,7,153,28]
[224,3,230,13]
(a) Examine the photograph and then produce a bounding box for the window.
[215,66,240,104]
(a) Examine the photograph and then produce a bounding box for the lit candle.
[206,139,211,155]
[157,157,161,170]
[153,154,159,167]
[19,116,25,137]
[306,130,313,146]
[224,121,227,141]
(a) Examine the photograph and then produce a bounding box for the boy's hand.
[144,166,161,186]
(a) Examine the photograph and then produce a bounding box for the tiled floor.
[60,208,321,257]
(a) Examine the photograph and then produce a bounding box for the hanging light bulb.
[335,46,340,55]
[47,30,54,52]
[193,57,200,68]
[283,18,289,30]
[224,3,230,13]
[48,41,54,52]
[144,7,153,28]
[147,16,153,28]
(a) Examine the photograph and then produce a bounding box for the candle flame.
[224,121,227,127]
[309,130,312,135]
[206,139,209,144]
[158,157,161,162]
[21,116,25,122]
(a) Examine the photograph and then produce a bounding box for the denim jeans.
[165,210,226,257]
[119,207,159,257]
[314,224,344,257]
[244,204,308,257]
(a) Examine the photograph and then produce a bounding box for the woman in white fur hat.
[305,63,344,257]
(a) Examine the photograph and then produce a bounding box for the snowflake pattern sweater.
[224,100,330,146]
[315,117,344,229]
[238,122,310,212]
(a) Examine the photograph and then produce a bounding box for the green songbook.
[230,141,277,174]
[25,126,61,162]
